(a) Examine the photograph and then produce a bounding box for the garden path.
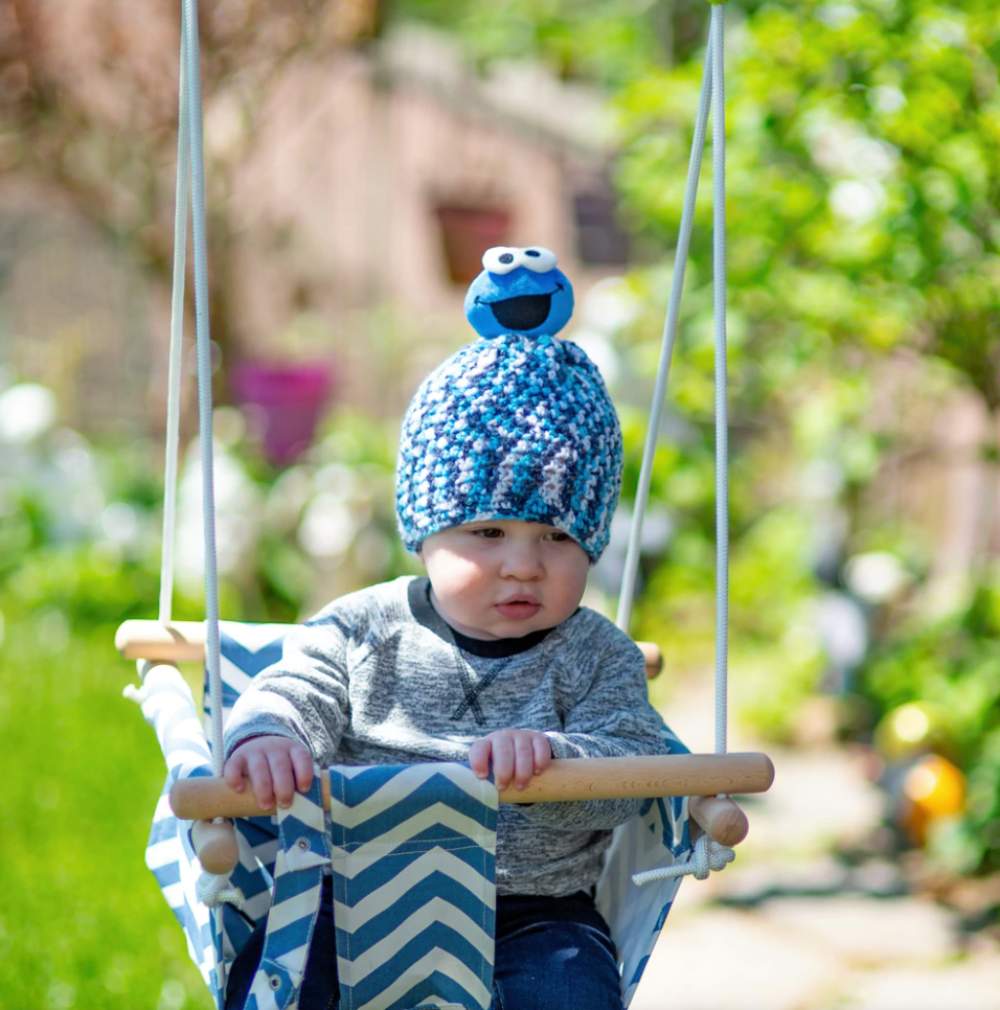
[631,682,1000,1010]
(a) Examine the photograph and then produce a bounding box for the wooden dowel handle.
[116,620,206,661]
[688,794,749,847]
[170,753,774,821]
[191,819,240,875]
[116,619,665,679]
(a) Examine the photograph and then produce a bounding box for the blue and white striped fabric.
[244,776,329,1010]
[135,663,220,994]
[137,622,694,1010]
[328,763,497,1010]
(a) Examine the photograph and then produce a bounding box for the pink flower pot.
[232,361,336,467]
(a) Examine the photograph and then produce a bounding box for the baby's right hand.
[223,735,314,810]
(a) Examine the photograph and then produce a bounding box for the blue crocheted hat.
[395,246,622,561]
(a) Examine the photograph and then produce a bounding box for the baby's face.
[420,520,590,641]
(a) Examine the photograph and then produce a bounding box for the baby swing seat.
[136,621,693,1010]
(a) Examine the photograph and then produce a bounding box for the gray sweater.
[224,576,676,896]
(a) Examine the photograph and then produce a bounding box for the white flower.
[0,384,57,443]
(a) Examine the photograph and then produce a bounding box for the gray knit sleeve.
[223,611,351,763]
[518,616,677,830]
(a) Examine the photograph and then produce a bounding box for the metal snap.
[296,837,310,851]
[269,974,281,991]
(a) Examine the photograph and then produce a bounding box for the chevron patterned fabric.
[244,778,330,1010]
[328,763,498,1010]
[138,621,695,1010]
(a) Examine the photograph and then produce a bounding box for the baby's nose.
[499,543,544,579]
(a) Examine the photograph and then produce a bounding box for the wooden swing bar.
[173,754,771,871]
[171,752,774,820]
[180,756,768,874]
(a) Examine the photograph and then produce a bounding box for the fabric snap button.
[296,837,310,851]
[268,974,281,991]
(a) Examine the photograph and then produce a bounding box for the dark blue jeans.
[226,878,624,1010]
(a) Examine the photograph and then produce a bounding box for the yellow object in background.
[875,702,946,761]
[899,753,966,846]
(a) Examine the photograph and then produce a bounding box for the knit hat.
[395,247,622,561]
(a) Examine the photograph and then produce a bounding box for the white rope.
[629,2,731,887]
[197,873,247,910]
[158,30,190,626]
[175,4,230,982]
[181,0,225,778]
[710,4,729,758]
[632,832,735,886]
[125,28,189,697]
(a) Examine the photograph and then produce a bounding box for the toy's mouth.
[485,286,561,331]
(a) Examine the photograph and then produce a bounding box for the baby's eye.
[544,530,572,543]
[472,527,504,539]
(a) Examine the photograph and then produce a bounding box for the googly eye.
[482,247,521,275]
[520,247,558,273]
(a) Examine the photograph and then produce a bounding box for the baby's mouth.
[495,598,542,620]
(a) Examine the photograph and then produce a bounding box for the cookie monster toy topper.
[396,245,622,561]
[464,245,574,339]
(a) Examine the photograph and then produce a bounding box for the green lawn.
[0,614,211,1010]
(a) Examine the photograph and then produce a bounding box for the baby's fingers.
[246,750,276,810]
[224,751,248,792]
[469,738,492,779]
[269,751,298,809]
[532,734,552,774]
[290,744,315,795]
[512,735,536,790]
[491,737,515,790]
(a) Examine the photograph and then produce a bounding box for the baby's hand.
[469,729,552,791]
[223,735,314,810]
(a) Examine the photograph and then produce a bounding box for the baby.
[222,246,680,1010]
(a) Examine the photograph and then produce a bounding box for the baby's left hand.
[469,729,553,791]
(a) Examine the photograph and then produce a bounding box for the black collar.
[407,577,556,658]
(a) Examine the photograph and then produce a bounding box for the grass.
[0,612,211,1010]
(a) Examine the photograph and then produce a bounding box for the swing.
[119,3,773,1008]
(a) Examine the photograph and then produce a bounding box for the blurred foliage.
[611,0,998,874]
[392,0,708,83]
[858,580,1000,874]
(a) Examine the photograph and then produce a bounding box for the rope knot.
[630,832,736,887]
[196,872,246,909]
